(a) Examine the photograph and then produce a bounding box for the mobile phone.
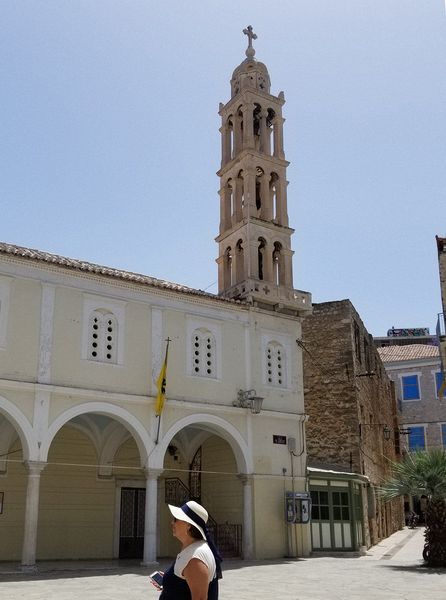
[149,571,164,588]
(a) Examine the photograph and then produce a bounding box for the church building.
[0,27,312,569]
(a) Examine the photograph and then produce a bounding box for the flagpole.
[155,338,170,444]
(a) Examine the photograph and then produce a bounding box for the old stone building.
[377,344,446,451]
[302,300,403,551]
[0,28,313,569]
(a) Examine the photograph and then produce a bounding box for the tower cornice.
[215,217,295,244]
[219,89,285,116]
[217,150,289,178]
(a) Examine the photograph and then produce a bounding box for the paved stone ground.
[0,527,445,599]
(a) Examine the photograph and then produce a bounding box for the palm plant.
[380,448,446,567]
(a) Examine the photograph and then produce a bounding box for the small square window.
[408,426,425,451]
[402,375,420,401]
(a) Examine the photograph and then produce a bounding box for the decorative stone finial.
[243,25,257,59]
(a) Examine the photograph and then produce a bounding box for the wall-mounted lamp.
[234,389,264,414]
[383,425,391,441]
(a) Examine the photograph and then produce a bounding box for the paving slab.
[0,527,444,600]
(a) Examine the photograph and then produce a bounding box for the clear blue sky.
[1,1,445,336]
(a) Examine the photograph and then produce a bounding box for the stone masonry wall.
[302,300,403,545]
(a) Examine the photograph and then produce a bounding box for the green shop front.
[308,467,368,553]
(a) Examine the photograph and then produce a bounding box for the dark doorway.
[119,487,145,558]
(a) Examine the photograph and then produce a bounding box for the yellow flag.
[155,344,169,416]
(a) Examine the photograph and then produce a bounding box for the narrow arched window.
[258,238,266,280]
[270,172,279,222]
[273,241,284,286]
[256,166,264,212]
[88,309,117,363]
[253,104,261,151]
[236,239,244,283]
[192,328,216,378]
[266,341,286,387]
[224,246,233,288]
[227,117,234,159]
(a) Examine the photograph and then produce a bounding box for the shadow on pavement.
[378,563,446,575]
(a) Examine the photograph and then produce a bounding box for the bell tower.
[216,26,311,316]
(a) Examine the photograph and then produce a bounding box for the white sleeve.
[174,542,216,583]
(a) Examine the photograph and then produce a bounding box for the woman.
[157,500,222,600]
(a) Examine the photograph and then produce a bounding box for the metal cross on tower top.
[243,25,257,58]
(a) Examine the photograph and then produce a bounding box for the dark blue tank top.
[159,561,218,600]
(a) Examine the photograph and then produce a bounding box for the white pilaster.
[37,283,56,384]
[141,469,162,566]
[240,475,254,559]
[21,460,47,569]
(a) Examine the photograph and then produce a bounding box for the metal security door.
[119,487,145,558]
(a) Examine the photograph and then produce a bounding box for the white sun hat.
[168,500,209,540]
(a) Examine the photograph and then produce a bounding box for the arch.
[226,115,234,160]
[149,413,252,474]
[266,108,276,156]
[236,169,245,216]
[235,238,244,283]
[0,395,35,460]
[40,402,153,466]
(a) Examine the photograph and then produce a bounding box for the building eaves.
[377,344,439,363]
[0,241,245,306]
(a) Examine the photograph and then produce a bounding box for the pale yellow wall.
[252,477,288,559]
[201,436,242,525]
[0,278,41,382]
[37,427,115,559]
[0,444,26,561]
[51,288,152,396]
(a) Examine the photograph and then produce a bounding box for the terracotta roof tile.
[0,241,242,305]
[377,344,439,362]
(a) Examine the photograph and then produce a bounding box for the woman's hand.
[149,571,164,591]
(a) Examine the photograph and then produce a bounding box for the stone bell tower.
[216,26,311,316]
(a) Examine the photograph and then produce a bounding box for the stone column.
[220,123,231,167]
[263,241,273,282]
[142,469,162,566]
[242,104,254,149]
[244,167,257,218]
[273,116,285,159]
[260,173,272,220]
[278,179,289,227]
[21,461,47,570]
[233,113,242,157]
[239,475,254,559]
[282,248,294,288]
[233,176,243,223]
[216,255,225,294]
